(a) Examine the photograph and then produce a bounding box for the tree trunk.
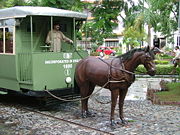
[147,24,152,46]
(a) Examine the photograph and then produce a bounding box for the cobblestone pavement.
[96,77,173,100]
[0,78,179,135]
[0,98,180,135]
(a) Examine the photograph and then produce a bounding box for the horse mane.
[116,47,155,61]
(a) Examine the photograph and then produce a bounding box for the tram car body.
[0,6,88,98]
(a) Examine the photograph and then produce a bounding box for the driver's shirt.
[46,30,72,52]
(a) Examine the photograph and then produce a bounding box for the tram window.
[4,19,15,26]
[27,23,36,32]
[0,27,14,54]
[5,27,13,53]
[0,20,3,27]
[59,24,67,32]
[0,28,3,53]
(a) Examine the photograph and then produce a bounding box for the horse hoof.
[86,111,96,117]
[81,113,87,118]
[110,120,116,126]
[121,119,128,125]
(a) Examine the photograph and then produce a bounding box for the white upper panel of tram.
[0,6,87,19]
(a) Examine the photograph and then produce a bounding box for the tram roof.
[0,6,87,20]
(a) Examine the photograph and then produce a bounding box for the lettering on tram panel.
[63,64,73,69]
[64,69,71,76]
[63,53,72,59]
[44,58,81,76]
[44,59,81,64]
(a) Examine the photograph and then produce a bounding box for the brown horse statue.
[75,46,157,125]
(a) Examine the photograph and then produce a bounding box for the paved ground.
[96,77,173,100]
[0,77,179,135]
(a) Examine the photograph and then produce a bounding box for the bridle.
[141,52,155,74]
[98,51,155,76]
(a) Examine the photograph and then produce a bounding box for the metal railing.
[18,53,32,84]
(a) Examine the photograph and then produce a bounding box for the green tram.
[0,6,88,98]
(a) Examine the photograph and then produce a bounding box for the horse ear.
[145,46,150,52]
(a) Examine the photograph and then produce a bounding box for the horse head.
[140,46,158,76]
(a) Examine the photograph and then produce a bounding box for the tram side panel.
[32,53,68,90]
[0,55,20,91]
[31,52,86,91]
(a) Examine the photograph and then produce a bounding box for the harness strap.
[109,80,126,83]
[98,57,135,85]
[98,58,135,75]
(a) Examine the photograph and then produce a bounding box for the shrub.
[155,53,174,60]
[91,44,98,52]
[154,60,169,64]
[135,65,147,74]
[116,52,122,56]
[76,46,83,51]
[90,52,99,56]
[136,64,179,75]
[114,47,122,56]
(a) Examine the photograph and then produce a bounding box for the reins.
[72,45,84,59]
[44,81,111,103]
[45,79,127,104]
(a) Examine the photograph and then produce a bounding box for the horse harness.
[98,58,135,88]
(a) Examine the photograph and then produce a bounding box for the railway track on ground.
[20,106,114,135]
[0,95,114,135]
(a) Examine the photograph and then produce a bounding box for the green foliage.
[76,31,82,40]
[147,0,178,37]
[90,52,99,56]
[167,82,180,91]
[136,65,147,74]
[156,82,180,102]
[84,0,125,45]
[0,31,12,40]
[155,65,176,75]
[121,0,178,45]
[123,26,147,48]
[76,46,83,51]
[0,0,87,12]
[136,64,179,75]
[0,0,26,8]
[26,0,42,6]
[121,0,157,47]
[40,0,85,11]
[114,47,122,55]
[91,43,98,52]
[155,53,174,60]
[124,26,146,39]
[154,60,169,65]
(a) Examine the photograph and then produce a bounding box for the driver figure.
[46,22,73,52]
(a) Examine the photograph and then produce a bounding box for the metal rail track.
[11,103,114,135]
[0,97,114,135]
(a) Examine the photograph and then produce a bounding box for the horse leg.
[118,88,128,125]
[80,83,89,118]
[110,89,119,126]
[80,82,95,118]
[86,83,96,117]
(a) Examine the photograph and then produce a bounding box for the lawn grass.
[155,82,180,102]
